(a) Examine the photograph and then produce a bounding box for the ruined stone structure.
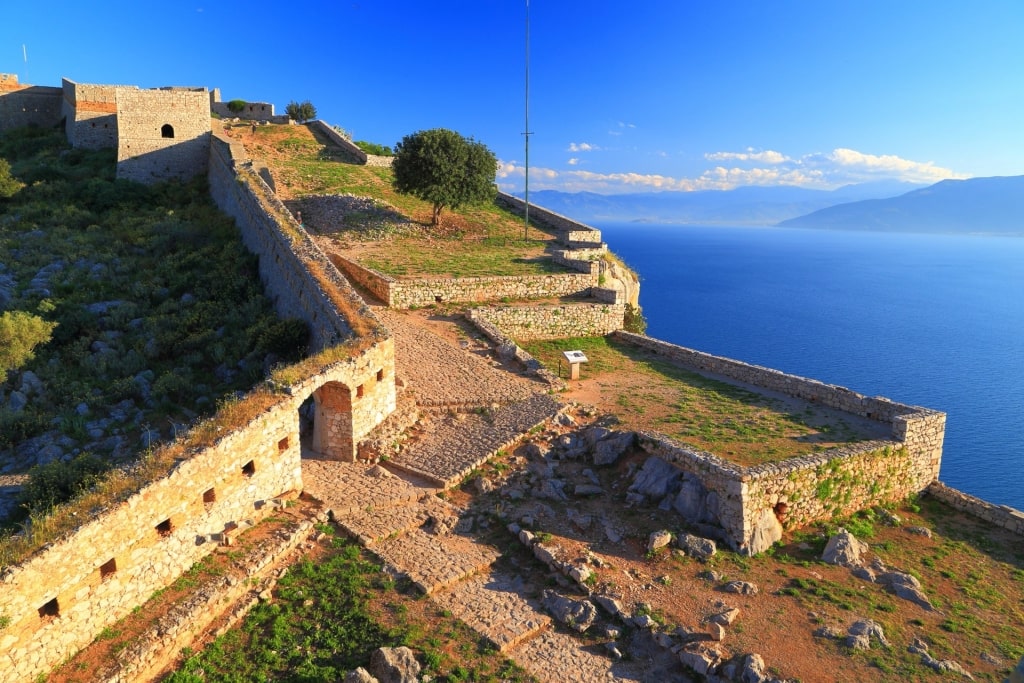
[0,75,62,130]
[612,330,945,554]
[468,302,626,341]
[209,88,287,123]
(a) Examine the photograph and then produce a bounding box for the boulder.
[877,570,934,611]
[679,646,721,676]
[542,590,597,632]
[592,431,635,466]
[344,668,379,683]
[746,507,783,555]
[647,529,674,553]
[573,484,604,497]
[677,532,717,561]
[740,653,768,683]
[708,607,740,626]
[721,580,758,596]
[673,475,710,522]
[845,619,889,650]
[822,528,868,567]
[368,646,420,683]
[582,425,611,447]
[628,456,681,501]
[593,594,623,617]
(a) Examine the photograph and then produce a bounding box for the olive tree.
[0,311,57,374]
[391,128,497,226]
[286,100,317,123]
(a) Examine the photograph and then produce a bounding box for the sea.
[595,222,1024,511]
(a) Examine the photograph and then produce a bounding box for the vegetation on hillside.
[0,126,307,517]
[285,100,317,123]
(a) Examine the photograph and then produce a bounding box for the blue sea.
[596,223,1024,511]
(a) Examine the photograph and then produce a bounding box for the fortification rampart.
[468,302,625,341]
[116,88,211,182]
[496,192,603,247]
[0,395,302,681]
[62,79,118,149]
[926,481,1024,535]
[0,74,62,131]
[209,88,284,122]
[308,119,367,162]
[328,253,598,309]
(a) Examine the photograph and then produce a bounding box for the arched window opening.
[161,124,175,139]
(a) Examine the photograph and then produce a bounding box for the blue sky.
[3,1,1022,194]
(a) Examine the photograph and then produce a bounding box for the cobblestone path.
[377,309,541,409]
[388,393,564,487]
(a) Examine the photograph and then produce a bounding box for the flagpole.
[523,0,531,241]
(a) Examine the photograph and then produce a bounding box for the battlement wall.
[0,75,62,132]
[116,88,211,183]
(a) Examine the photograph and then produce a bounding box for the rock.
[679,646,721,676]
[628,456,681,500]
[582,426,611,447]
[581,468,600,485]
[523,442,548,459]
[573,483,604,497]
[905,525,933,538]
[721,580,758,596]
[534,478,568,501]
[344,668,379,683]
[471,476,494,494]
[739,653,767,683]
[633,614,656,629]
[19,370,43,395]
[846,619,889,650]
[709,622,726,641]
[593,594,623,616]
[698,569,722,583]
[821,528,869,567]
[921,654,974,679]
[555,412,576,427]
[708,607,740,626]
[568,563,593,585]
[877,571,934,610]
[746,507,783,555]
[647,530,674,553]
[592,431,635,466]
[369,646,420,683]
[851,565,877,582]
[542,590,597,632]
[6,391,27,413]
[813,625,844,639]
[875,507,902,526]
[677,532,717,561]
[672,475,710,522]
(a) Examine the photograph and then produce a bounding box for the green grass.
[361,237,569,278]
[522,336,869,465]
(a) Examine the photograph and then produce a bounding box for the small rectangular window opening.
[39,598,60,619]
[203,488,216,505]
[156,519,173,537]
[356,384,365,399]
[376,369,384,382]
[100,558,117,581]
[242,460,256,477]
[277,437,289,452]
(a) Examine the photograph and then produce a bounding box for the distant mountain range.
[520,175,1024,235]
[518,180,924,226]
[778,175,1024,235]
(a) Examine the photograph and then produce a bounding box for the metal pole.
[523,0,531,241]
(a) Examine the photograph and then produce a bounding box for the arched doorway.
[304,380,356,461]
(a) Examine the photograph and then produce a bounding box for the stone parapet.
[495,192,603,247]
[926,481,1024,536]
[0,77,62,132]
[468,302,625,341]
[308,119,367,163]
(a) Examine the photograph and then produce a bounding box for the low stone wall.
[308,119,367,163]
[328,253,597,309]
[614,331,945,554]
[495,192,602,246]
[468,302,624,341]
[926,481,1024,536]
[0,395,303,682]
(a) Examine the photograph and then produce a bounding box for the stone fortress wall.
[0,97,398,681]
[468,302,625,341]
[0,74,62,131]
[209,87,288,123]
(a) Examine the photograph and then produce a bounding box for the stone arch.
[161,123,175,139]
[306,380,356,461]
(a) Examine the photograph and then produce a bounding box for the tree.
[0,158,23,199]
[0,311,57,374]
[391,128,497,226]
[286,100,318,123]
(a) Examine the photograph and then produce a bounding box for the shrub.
[0,310,58,373]
[623,303,647,335]
[226,99,247,114]
[285,100,317,123]
[19,453,110,513]
[355,140,393,156]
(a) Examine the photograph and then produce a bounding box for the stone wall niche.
[311,381,356,461]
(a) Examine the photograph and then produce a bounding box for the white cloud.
[568,142,598,152]
[497,146,966,194]
[826,148,966,183]
[705,148,790,164]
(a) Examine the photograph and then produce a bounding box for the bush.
[623,303,648,335]
[0,310,58,373]
[20,453,109,513]
[0,158,23,199]
[285,100,317,123]
[226,99,247,114]
[355,140,393,156]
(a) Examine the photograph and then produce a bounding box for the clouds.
[502,144,967,194]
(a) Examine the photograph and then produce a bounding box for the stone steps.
[336,494,457,548]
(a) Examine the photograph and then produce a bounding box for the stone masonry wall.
[0,397,303,682]
[0,75,62,131]
[468,303,625,341]
[208,129,383,349]
[61,79,118,150]
[926,481,1024,536]
[495,192,603,246]
[308,119,367,163]
[116,88,211,183]
[328,253,598,309]
[617,331,945,554]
